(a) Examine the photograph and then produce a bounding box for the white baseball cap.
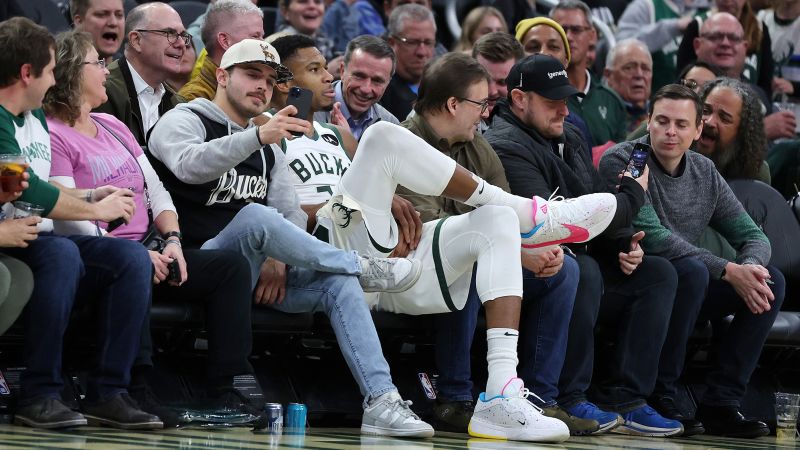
[220,39,293,83]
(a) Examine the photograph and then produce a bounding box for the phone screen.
[287,87,313,137]
[626,144,650,178]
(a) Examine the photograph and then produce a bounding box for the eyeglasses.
[459,97,490,114]
[560,25,591,35]
[680,78,699,90]
[700,32,744,44]
[392,35,436,49]
[618,62,653,75]
[83,59,107,69]
[135,29,193,46]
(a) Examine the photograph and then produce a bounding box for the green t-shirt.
[0,106,59,216]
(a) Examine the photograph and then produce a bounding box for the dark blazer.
[94,55,180,146]
[378,74,418,122]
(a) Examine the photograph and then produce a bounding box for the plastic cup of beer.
[775,392,800,440]
[12,202,44,219]
[0,154,28,193]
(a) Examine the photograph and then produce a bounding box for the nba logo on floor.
[418,373,436,400]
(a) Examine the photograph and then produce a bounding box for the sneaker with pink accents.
[468,378,570,442]
[520,193,616,254]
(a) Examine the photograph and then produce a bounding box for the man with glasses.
[380,4,436,120]
[694,12,797,141]
[550,0,628,150]
[313,35,399,140]
[95,2,191,146]
[604,39,654,135]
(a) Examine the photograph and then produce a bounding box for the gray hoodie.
[148,98,307,233]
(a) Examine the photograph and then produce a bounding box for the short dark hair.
[271,34,317,67]
[344,35,396,75]
[414,52,489,116]
[650,83,703,125]
[676,60,723,81]
[0,17,56,88]
[471,31,524,63]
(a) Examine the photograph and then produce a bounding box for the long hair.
[699,77,766,180]
[454,6,507,52]
[43,31,95,126]
[738,1,762,55]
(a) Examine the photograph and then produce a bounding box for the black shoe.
[696,404,769,438]
[432,399,474,433]
[650,396,705,436]
[129,383,182,428]
[82,393,164,430]
[210,388,268,430]
[14,397,87,429]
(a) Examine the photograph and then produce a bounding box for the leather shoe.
[696,404,769,438]
[650,396,705,436]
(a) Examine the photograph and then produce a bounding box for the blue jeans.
[201,203,396,403]
[7,234,151,403]
[656,257,785,407]
[434,257,579,405]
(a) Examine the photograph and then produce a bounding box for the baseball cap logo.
[261,44,275,62]
[547,69,568,80]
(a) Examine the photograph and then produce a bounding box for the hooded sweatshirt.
[147,98,307,248]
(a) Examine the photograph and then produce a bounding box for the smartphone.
[626,143,651,178]
[286,86,313,137]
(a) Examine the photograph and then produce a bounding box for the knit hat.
[514,17,571,64]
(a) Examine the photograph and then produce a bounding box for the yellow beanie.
[514,17,571,64]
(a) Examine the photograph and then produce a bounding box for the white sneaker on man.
[358,256,422,293]
[521,193,617,253]
[468,378,570,442]
[362,391,434,437]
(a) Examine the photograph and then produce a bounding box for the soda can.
[286,403,307,432]
[263,403,283,435]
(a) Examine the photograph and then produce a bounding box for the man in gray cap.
[147,38,436,438]
[485,54,684,437]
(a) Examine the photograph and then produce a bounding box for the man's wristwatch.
[163,231,182,240]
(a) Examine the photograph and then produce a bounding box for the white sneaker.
[468,379,570,442]
[358,256,422,293]
[521,192,617,253]
[361,391,434,438]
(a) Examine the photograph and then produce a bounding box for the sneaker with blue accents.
[613,404,684,437]
[468,378,569,442]
[521,193,617,254]
[565,401,622,434]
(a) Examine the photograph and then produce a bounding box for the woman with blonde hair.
[453,6,508,52]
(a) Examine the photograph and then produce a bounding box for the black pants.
[655,257,785,407]
[136,248,254,384]
[558,253,677,412]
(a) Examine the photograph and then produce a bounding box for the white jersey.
[282,121,351,204]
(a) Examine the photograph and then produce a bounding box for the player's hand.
[391,195,422,251]
[161,242,188,286]
[258,106,313,143]
[764,110,797,140]
[254,258,287,305]
[93,189,135,223]
[0,171,29,203]
[330,102,352,134]
[619,231,645,275]
[149,250,173,284]
[723,263,774,314]
[0,216,40,248]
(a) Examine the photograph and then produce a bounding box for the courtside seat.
[149,301,314,334]
[691,312,800,345]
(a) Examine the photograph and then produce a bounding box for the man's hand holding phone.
[258,106,312,143]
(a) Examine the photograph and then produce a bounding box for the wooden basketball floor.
[0,425,797,449]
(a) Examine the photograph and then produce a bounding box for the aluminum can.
[286,403,307,432]
[263,402,283,434]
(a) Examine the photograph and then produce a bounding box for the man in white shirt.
[95,2,191,145]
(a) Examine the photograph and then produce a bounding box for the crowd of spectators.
[0,0,798,442]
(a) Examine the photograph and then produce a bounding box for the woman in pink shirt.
[44,30,262,427]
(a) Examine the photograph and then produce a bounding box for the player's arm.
[333,124,358,160]
[301,202,326,232]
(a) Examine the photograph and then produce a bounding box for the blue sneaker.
[614,404,684,437]
[565,401,622,434]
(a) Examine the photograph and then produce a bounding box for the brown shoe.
[542,405,600,435]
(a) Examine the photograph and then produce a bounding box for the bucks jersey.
[282,121,351,204]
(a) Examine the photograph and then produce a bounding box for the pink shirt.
[48,113,149,240]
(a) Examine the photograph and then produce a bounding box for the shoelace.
[362,257,392,280]
[516,387,545,415]
[389,397,420,420]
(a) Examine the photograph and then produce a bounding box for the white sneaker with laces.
[468,378,570,442]
[521,191,617,254]
[358,256,422,293]
[362,391,434,438]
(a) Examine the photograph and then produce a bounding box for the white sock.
[463,174,535,232]
[485,328,520,398]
